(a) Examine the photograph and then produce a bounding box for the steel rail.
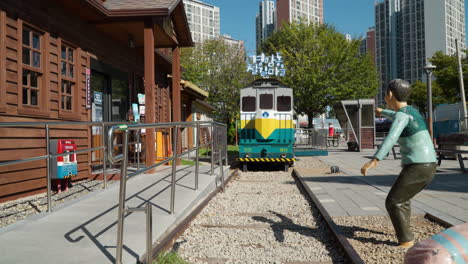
[293,168,365,264]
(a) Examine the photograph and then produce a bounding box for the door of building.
[90,60,129,171]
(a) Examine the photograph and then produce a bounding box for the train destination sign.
[247,52,286,78]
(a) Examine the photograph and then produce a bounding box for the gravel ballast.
[333,215,447,264]
[173,165,346,264]
[296,156,449,264]
[0,179,116,228]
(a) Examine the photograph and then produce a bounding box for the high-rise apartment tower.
[276,0,324,29]
[256,0,276,50]
[375,0,466,105]
[183,0,220,43]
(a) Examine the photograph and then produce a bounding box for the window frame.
[277,95,292,112]
[241,96,256,112]
[17,20,50,117]
[58,39,81,120]
[259,93,273,110]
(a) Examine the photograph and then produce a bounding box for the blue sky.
[199,0,467,54]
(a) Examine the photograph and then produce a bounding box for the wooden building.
[180,80,214,151]
[0,0,193,202]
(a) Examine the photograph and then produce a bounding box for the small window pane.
[23,48,30,65]
[66,96,72,110]
[32,33,40,49]
[61,46,67,60]
[31,90,38,105]
[242,96,256,112]
[69,64,74,78]
[61,62,67,76]
[66,82,72,94]
[68,49,73,62]
[22,88,28,104]
[61,96,65,110]
[32,52,40,67]
[277,96,291,112]
[22,29,30,46]
[22,70,29,85]
[259,94,273,109]
[30,72,38,88]
[61,80,66,93]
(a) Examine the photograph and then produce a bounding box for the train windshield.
[242,96,256,112]
[259,94,273,109]
[277,96,291,111]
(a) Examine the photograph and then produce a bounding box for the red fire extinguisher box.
[50,140,78,179]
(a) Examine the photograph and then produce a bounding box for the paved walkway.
[296,149,468,225]
[0,164,231,264]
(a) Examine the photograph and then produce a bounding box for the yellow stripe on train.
[240,119,294,139]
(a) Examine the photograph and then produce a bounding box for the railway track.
[156,159,449,264]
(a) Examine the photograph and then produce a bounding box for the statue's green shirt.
[374,106,436,164]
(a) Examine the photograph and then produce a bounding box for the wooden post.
[172,47,182,165]
[187,101,193,150]
[144,19,156,172]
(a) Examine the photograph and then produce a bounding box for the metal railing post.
[218,146,225,192]
[46,125,52,213]
[115,130,130,264]
[102,124,107,189]
[195,124,200,190]
[146,202,153,264]
[224,126,228,166]
[137,129,140,170]
[170,126,178,214]
[210,124,214,176]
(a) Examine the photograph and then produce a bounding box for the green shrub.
[153,251,188,264]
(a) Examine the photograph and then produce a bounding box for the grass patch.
[227,145,239,165]
[198,148,210,157]
[153,251,188,264]
[180,159,197,166]
[228,145,239,152]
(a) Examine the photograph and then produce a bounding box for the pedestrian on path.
[360,79,437,248]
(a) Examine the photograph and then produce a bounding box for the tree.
[261,22,379,127]
[430,51,468,103]
[408,81,445,118]
[181,39,254,128]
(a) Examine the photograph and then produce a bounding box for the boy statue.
[361,79,437,248]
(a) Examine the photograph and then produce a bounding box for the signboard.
[93,91,103,105]
[137,93,145,105]
[246,52,286,78]
[85,68,91,109]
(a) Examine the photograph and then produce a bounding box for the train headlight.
[245,153,250,158]
[281,153,286,158]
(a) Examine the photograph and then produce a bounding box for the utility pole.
[424,63,436,140]
[456,39,468,132]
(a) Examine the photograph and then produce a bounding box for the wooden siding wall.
[0,0,163,202]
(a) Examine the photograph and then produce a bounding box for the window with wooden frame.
[60,44,75,111]
[58,40,80,120]
[22,26,42,106]
[18,20,49,117]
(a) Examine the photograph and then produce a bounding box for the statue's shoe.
[398,240,414,249]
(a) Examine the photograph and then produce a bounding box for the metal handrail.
[109,121,227,264]
[0,121,132,212]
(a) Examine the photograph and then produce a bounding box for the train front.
[238,79,295,171]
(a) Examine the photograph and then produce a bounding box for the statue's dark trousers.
[385,163,437,243]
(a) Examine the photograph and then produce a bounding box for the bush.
[153,251,188,264]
